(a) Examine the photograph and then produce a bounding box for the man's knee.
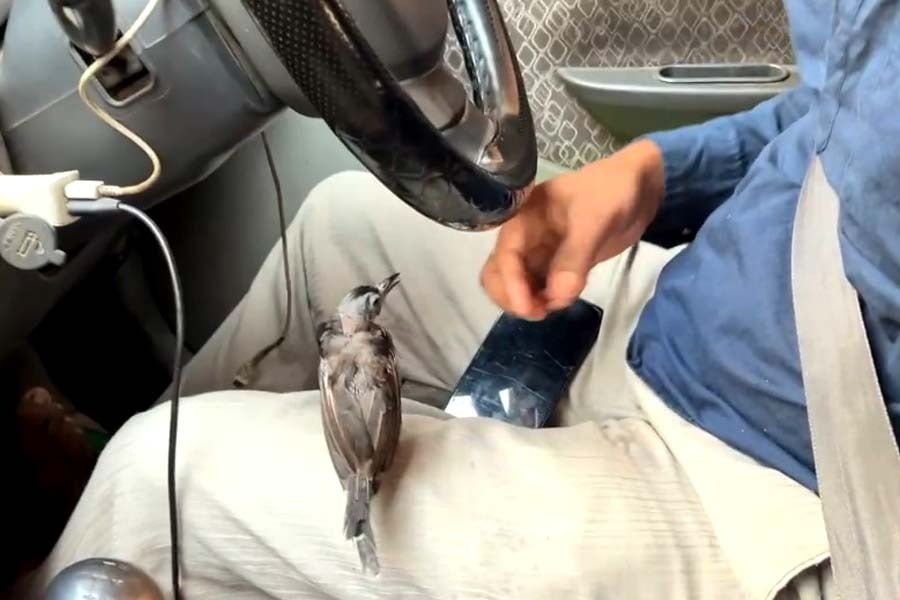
[88,402,173,497]
[97,392,324,488]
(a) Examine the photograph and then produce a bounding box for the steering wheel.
[239,0,537,230]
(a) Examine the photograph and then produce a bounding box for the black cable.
[69,131,286,595]
[233,131,293,388]
[117,203,184,600]
[69,198,184,599]
[264,132,294,341]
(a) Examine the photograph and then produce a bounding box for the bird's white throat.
[339,313,367,335]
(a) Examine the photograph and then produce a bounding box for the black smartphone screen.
[445,299,603,427]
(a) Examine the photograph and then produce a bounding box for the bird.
[316,272,402,576]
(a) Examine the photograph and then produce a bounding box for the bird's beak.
[377,272,401,296]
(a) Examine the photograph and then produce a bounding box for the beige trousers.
[25,172,832,599]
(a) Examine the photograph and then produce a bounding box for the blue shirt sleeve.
[643,84,816,242]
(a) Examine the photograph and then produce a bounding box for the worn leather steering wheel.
[241,0,538,230]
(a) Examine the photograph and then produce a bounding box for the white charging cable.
[77,0,163,197]
[0,0,163,223]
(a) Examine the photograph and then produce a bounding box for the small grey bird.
[317,273,402,576]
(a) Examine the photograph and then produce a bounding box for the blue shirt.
[628,0,900,491]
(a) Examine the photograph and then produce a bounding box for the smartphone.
[444,299,603,428]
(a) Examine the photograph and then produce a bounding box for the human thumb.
[545,224,598,308]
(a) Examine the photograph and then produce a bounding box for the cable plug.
[0,172,82,226]
[66,197,122,216]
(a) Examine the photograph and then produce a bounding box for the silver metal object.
[0,213,66,270]
[557,64,799,140]
[656,63,790,84]
[46,558,164,600]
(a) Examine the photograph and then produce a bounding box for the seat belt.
[792,157,900,598]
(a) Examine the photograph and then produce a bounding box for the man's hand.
[481,139,665,319]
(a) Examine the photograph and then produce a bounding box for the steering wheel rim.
[241,0,537,231]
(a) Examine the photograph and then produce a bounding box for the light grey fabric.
[446,0,792,167]
[21,171,835,599]
[791,157,900,598]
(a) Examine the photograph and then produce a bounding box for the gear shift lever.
[46,558,164,599]
[48,0,117,57]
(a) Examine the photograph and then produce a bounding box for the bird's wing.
[319,358,354,483]
[320,355,375,476]
[318,320,356,480]
[366,327,403,476]
[316,318,344,358]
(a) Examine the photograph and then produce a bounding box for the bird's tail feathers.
[345,473,380,575]
[354,527,379,576]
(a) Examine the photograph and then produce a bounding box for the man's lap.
[35,171,831,599]
[29,383,831,599]
[28,387,747,599]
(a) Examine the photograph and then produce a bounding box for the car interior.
[0,0,797,591]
